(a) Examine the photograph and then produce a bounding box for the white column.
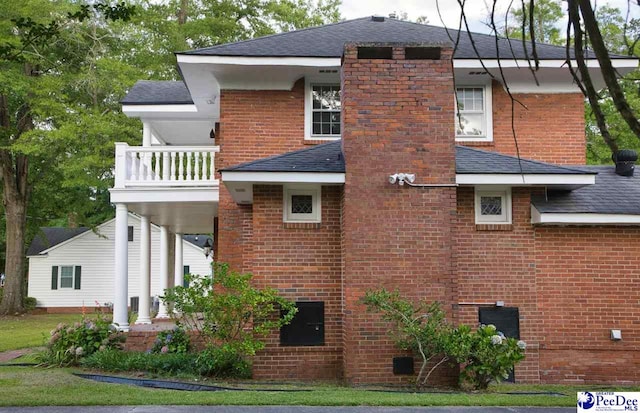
[156,225,170,319]
[174,233,184,289]
[142,122,152,147]
[136,216,152,324]
[113,204,130,332]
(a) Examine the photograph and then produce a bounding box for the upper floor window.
[311,84,341,137]
[305,81,341,140]
[455,84,493,142]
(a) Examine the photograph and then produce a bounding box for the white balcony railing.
[114,143,220,188]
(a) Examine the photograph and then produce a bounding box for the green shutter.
[74,266,81,290]
[183,266,190,288]
[51,266,58,290]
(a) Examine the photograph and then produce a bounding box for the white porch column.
[113,203,130,332]
[142,122,152,147]
[156,225,170,319]
[174,233,184,289]
[136,215,152,324]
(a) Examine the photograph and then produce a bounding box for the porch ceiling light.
[203,238,213,258]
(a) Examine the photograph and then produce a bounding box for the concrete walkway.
[0,407,575,413]
[0,348,32,363]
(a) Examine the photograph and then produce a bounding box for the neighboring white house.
[27,213,212,311]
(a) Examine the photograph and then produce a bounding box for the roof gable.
[181,16,603,61]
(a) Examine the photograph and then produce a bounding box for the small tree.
[362,289,454,388]
[163,263,297,360]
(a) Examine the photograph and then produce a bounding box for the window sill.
[283,222,321,229]
[458,140,495,147]
[475,223,513,231]
[304,137,341,144]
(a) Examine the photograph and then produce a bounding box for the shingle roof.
[27,227,90,256]
[455,146,593,175]
[121,81,193,105]
[532,166,640,215]
[221,140,345,173]
[182,16,621,60]
[183,235,212,249]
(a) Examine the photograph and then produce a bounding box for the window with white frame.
[283,186,321,223]
[475,188,511,224]
[51,265,81,290]
[308,84,341,139]
[455,85,492,141]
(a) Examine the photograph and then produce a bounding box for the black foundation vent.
[405,47,441,60]
[357,46,393,60]
[392,356,415,375]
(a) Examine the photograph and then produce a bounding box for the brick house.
[111,17,640,384]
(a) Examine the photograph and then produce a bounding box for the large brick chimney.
[340,42,458,384]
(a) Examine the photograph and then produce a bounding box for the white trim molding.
[456,173,595,187]
[122,104,198,114]
[453,58,639,69]
[283,185,322,223]
[222,171,345,184]
[531,205,640,225]
[475,187,512,224]
[455,82,493,142]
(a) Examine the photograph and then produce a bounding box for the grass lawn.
[1,365,638,407]
[0,313,84,352]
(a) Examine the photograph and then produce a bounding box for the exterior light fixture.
[203,238,213,258]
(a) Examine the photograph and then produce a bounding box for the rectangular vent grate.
[357,46,393,59]
[405,47,441,60]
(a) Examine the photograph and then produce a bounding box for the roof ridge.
[221,140,340,171]
[455,145,596,174]
[178,17,372,55]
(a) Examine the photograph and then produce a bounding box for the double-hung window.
[308,84,341,139]
[455,85,492,141]
[51,265,82,290]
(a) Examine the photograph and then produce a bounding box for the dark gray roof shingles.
[221,140,345,173]
[456,146,593,175]
[181,16,626,60]
[27,227,90,256]
[532,166,640,215]
[121,80,193,105]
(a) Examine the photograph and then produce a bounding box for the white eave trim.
[454,58,639,69]
[122,104,198,114]
[221,171,345,184]
[456,173,595,186]
[177,55,342,67]
[176,54,638,69]
[531,205,640,225]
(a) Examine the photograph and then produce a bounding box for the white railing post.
[116,145,220,187]
[114,143,129,189]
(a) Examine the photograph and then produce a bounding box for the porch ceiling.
[127,201,217,234]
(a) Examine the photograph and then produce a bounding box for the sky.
[339,0,640,34]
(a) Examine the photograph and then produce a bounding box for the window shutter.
[74,266,81,290]
[51,266,58,290]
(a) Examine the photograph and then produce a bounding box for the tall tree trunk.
[177,0,188,25]
[0,152,28,315]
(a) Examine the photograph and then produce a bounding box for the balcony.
[109,143,220,234]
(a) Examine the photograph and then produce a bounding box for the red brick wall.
[341,43,458,385]
[250,185,343,380]
[460,82,585,165]
[455,187,541,383]
[217,78,309,272]
[535,227,640,384]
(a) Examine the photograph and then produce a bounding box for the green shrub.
[82,349,198,375]
[163,263,296,360]
[455,324,526,390]
[195,345,251,378]
[82,347,250,378]
[24,297,37,311]
[150,326,190,354]
[362,288,526,390]
[39,316,125,366]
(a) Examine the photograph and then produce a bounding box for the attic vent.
[469,71,488,75]
[405,47,441,60]
[319,69,338,73]
[357,46,393,59]
[612,149,638,177]
[371,16,385,22]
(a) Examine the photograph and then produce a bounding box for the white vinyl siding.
[28,214,212,308]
